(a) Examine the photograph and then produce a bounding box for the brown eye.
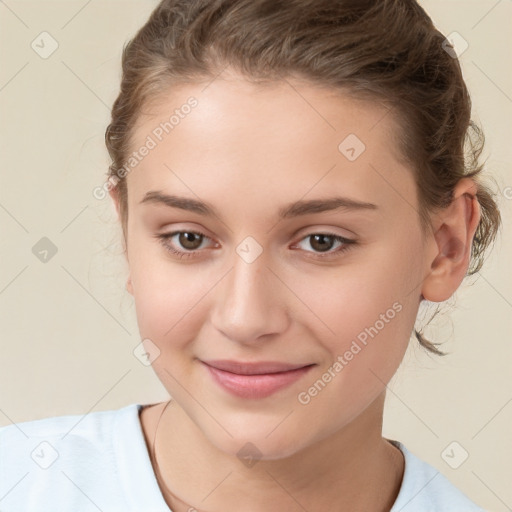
[178,232,204,250]
[154,230,214,260]
[293,232,357,259]
[309,234,336,252]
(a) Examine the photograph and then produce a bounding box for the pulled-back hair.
[105,0,502,355]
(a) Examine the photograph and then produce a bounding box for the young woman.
[0,1,502,511]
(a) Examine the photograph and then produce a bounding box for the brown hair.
[105,0,502,355]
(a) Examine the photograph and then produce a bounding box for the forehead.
[131,76,401,152]
[126,76,416,219]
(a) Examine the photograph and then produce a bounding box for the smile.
[201,360,315,399]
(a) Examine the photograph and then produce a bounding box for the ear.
[421,178,481,303]
[109,186,134,296]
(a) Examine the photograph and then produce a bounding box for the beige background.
[0,1,510,510]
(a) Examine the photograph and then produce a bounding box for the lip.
[201,360,315,399]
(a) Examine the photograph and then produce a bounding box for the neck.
[144,392,404,512]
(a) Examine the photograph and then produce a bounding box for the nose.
[210,248,290,345]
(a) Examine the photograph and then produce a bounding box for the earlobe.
[421,178,481,303]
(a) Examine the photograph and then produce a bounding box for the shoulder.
[389,440,488,512]
[0,403,152,512]
[0,403,138,463]
[0,403,133,440]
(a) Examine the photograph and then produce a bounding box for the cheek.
[294,249,414,336]
[131,265,209,393]
[291,257,418,430]
[291,244,419,380]
[127,242,217,357]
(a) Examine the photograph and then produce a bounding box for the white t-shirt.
[0,403,487,512]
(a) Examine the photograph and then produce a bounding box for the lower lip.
[203,362,314,399]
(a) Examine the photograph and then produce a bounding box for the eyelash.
[154,230,357,260]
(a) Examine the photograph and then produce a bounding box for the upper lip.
[202,360,314,375]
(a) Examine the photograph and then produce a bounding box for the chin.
[204,424,309,463]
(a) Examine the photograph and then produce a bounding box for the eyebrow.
[140,190,378,219]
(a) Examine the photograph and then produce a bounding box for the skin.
[110,70,481,512]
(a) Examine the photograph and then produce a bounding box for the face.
[116,73,428,459]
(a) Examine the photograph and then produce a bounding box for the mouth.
[202,359,314,374]
[201,359,316,399]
